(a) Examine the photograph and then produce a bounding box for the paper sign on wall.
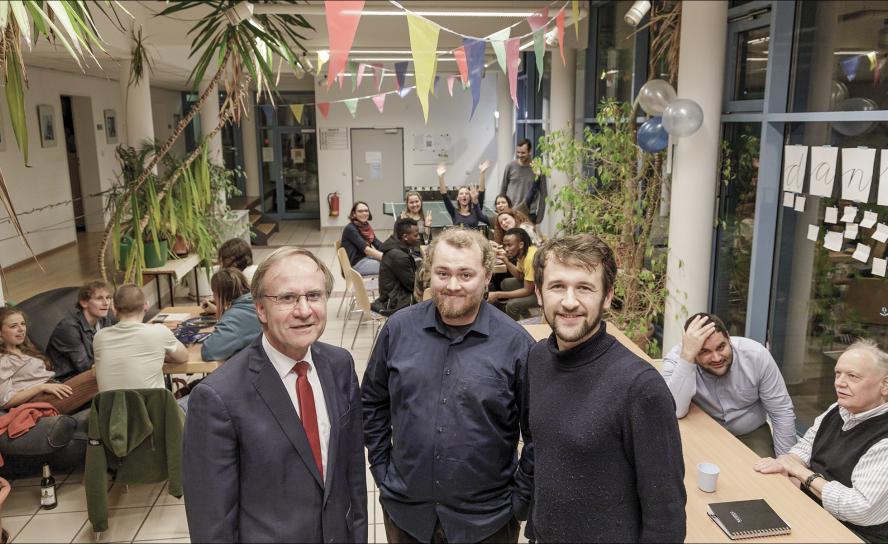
[873,257,887,277]
[874,223,888,243]
[825,206,838,224]
[783,192,795,207]
[782,145,808,193]
[794,195,806,212]
[841,206,858,222]
[262,147,274,162]
[880,150,888,205]
[365,151,382,165]
[807,225,819,242]
[841,147,876,202]
[809,146,838,198]
[845,223,859,239]
[824,231,843,251]
[852,243,871,263]
[861,211,878,229]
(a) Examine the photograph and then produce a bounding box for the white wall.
[151,88,187,159]
[314,73,501,229]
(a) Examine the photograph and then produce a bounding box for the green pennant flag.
[344,98,359,118]
[348,61,358,91]
[533,28,545,89]
[489,28,510,75]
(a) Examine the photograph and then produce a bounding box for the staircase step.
[249,212,262,225]
[255,222,277,236]
[228,195,261,211]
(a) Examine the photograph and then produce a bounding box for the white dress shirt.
[262,335,331,474]
[790,402,888,526]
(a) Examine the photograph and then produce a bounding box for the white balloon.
[638,79,677,116]
[832,97,877,137]
[662,98,704,137]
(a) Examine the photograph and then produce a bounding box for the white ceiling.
[21,0,565,91]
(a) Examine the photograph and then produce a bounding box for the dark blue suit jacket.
[182,337,368,543]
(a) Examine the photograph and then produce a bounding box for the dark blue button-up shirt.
[362,300,535,543]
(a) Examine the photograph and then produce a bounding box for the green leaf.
[4,55,28,163]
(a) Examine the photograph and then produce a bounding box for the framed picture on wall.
[104,109,118,144]
[37,105,56,148]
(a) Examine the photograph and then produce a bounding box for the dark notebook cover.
[707,499,792,540]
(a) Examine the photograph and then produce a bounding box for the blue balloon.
[637,116,669,152]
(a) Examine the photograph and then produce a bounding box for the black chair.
[14,286,80,353]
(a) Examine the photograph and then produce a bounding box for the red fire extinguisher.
[327,192,340,217]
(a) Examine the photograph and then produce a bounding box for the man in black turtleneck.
[527,234,686,542]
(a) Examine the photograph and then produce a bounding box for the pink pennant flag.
[372,64,384,91]
[337,71,346,88]
[325,0,365,89]
[527,7,548,32]
[372,93,386,113]
[446,75,456,96]
[454,47,469,85]
[356,63,368,88]
[556,8,566,66]
[317,102,331,119]
[506,37,521,107]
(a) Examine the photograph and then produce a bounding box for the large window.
[515,51,550,151]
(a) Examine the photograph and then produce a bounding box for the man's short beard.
[552,315,602,344]
[433,290,484,321]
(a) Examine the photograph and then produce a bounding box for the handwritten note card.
[873,257,887,277]
[841,147,876,202]
[825,207,838,224]
[845,223,859,239]
[809,146,838,198]
[879,150,888,206]
[807,225,819,242]
[861,211,878,229]
[794,195,806,212]
[874,223,888,243]
[782,145,808,193]
[824,231,843,251]
[842,206,858,222]
[852,243,871,263]
[783,192,796,207]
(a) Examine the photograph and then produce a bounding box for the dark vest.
[807,405,888,542]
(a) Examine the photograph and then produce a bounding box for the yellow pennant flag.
[407,14,440,123]
[289,104,305,124]
[573,0,580,39]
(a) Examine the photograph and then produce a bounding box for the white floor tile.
[35,482,87,514]
[12,511,86,543]
[72,506,150,543]
[134,505,189,541]
[373,522,388,544]
[1,515,31,542]
[106,482,164,510]
[154,483,184,506]
[3,486,41,517]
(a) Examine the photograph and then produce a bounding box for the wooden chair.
[333,242,351,317]
[343,268,387,351]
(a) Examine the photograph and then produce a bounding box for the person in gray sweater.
[527,234,686,542]
[201,268,261,362]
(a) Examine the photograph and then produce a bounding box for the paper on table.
[783,192,795,207]
[845,223,859,239]
[841,206,858,222]
[794,194,806,212]
[873,257,887,277]
[860,211,878,229]
[824,231,843,251]
[852,243,871,263]
[825,207,838,224]
[874,223,888,243]
[807,225,819,242]
[153,313,191,323]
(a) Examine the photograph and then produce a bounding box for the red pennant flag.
[357,63,367,88]
[317,102,331,119]
[527,7,548,32]
[556,8,566,66]
[372,93,386,113]
[506,38,521,107]
[454,47,469,85]
[447,75,456,96]
[325,0,365,89]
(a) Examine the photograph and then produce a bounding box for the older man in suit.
[182,247,367,543]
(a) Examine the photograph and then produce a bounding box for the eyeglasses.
[263,292,326,309]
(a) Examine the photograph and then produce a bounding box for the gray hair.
[250,246,335,301]
[846,339,888,374]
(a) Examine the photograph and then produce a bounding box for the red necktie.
[294,361,324,480]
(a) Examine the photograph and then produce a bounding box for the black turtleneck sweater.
[528,323,687,543]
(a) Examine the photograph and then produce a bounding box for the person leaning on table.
[754,340,888,543]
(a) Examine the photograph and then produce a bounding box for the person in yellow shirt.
[487,228,539,320]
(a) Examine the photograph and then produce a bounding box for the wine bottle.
[40,464,57,510]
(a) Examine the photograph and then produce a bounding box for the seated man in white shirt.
[662,312,797,457]
[93,284,189,391]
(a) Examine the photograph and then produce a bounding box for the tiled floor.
[1,220,415,543]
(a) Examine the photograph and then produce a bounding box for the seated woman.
[437,163,489,229]
[753,340,888,542]
[0,307,97,414]
[341,201,384,276]
[494,208,541,246]
[201,268,262,362]
[202,238,257,315]
[400,191,433,244]
[488,193,512,225]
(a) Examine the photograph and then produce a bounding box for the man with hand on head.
[183,247,367,543]
[662,312,797,457]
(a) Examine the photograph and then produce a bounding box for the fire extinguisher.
[327,192,340,217]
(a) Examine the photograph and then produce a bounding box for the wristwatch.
[803,472,824,492]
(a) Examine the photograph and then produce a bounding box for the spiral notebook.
[707,499,791,540]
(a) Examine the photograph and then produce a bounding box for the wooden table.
[522,322,860,543]
[156,306,222,376]
[143,254,202,307]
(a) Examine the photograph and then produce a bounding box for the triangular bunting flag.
[447,75,456,96]
[528,7,548,32]
[506,37,521,107]
[372,93,386,113]
[373,64,384,91]
[842,55,861,81]
[325,0,364,89]
[454,47,469,84]
[337,71,346,88]
[344,98,359,118]
[532,29,545,88]
[347,61,358,91]
[357,63,368,88]
[317,102,331,119]
[556,8,566,66]
[433,75,440,95]
[408,13,440,122]
[464,37,486,119]
[572,0,580,39]
[490,28,510,75]
[394,61,408,91]
[398,86,413,98]
[289,104,305,124]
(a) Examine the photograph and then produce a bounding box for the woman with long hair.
[494,208,540,245]
[341,201,384,276]
[0,307,97,413]
[437,162,489,228]
[202,238,257,316]
[201,268,261,362]
[400,191,433,243]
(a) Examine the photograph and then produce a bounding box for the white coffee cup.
[697,462,720,493]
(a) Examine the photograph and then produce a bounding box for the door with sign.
[350,128,404,230]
